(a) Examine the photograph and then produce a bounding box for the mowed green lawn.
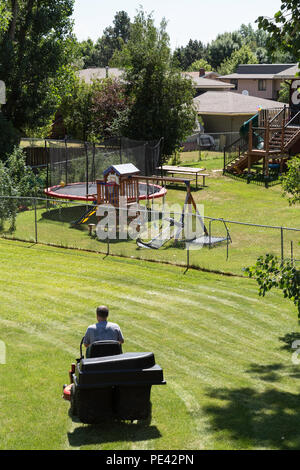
[0,239,300,450]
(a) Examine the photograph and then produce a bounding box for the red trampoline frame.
[44,181,167,202]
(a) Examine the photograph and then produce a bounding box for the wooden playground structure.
[93,163,231,249]
[224,106,300,177]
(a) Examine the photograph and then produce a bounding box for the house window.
[258,80,267,91]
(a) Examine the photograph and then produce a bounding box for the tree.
[59,76,129,141]
[206,31,242,70]
[218,45,259,76]
[0,1,11,33]
[77,38,99,69]
[0,146,45,231]
[257,1,300,69]
[6,147,45,198]
[281,156,300,205]
[172,40,205,71]
[0,0,76,136]
[59,77,95,141]
[0,161,18,232]
[278,80,292,104]
[90,78,129,139]
[188,59,212,72]
[94,11,131,67]
[0,112,20,161]
[245,255,300,318]
[111,9,197,157]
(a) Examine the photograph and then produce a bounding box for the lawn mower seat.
[87,340,122,359]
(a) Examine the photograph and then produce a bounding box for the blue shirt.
[83,321,124,345]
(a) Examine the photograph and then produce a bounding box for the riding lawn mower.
[63,338,166,424]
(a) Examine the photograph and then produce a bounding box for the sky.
[72,0,283,50]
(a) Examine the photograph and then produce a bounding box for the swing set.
[135,177,232,250]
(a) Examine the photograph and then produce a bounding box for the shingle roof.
[220,64,299,81]
[193,91,286,115]
[78,68,124,84]
[183,73,234,89]
[77,67,234,90]
[219,73,277,80]
[274,64,299,79]
[236,64,295,75]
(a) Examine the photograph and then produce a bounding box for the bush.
[0,161,18,231]
[6,147,46,198]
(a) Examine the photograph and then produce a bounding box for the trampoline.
[44,182,167,202]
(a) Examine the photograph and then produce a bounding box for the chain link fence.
[0,196,299,276]
[181,132,240,153]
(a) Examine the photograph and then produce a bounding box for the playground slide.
[240,113,259,138]
[73,206,97,225]
[240,114,264,149]
[136,218,183,250]
[240,113,264,149]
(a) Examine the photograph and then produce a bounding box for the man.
[83,305,124,349]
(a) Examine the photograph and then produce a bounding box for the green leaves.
[245,254,300,317]
[112,8,196,157]
[0,0,76,134]
[256,1,300,70]
[281,156,300,206]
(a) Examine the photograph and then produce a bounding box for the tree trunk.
[8,0,19,41]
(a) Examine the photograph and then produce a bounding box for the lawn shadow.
[245,363,284,382]
[204,385,300,449]
[279,332,300,352]
[203,352,300,449]
[67,420,161,448]
[41,204,96,225]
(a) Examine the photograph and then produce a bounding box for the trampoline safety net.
[47,137,162,188]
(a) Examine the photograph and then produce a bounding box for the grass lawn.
[0,239,299,450]
[178,150,224,171]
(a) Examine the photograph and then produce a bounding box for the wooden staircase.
[226,150,267,175]
[224,108,300,176]
[269,126,300,152]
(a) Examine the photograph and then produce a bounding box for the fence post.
[85,141,89,200]
[64,138,68,185]
[281,227,284,262]
[184,244,190,274]
[107,232,110,257]
[34,197,38,244]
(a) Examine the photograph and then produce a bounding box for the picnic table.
[156,165,209,189]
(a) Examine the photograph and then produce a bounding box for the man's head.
[96,305,109,321]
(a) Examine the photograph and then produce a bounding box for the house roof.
[78,67,124,84]
[274,64,300,79]
[193,91,286,116]
[219,64,299,81]
[219,73,278,80]
[77,67,234,90]
[103,163,140,177]
[183,73,234,89]
[236,64,296,75]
